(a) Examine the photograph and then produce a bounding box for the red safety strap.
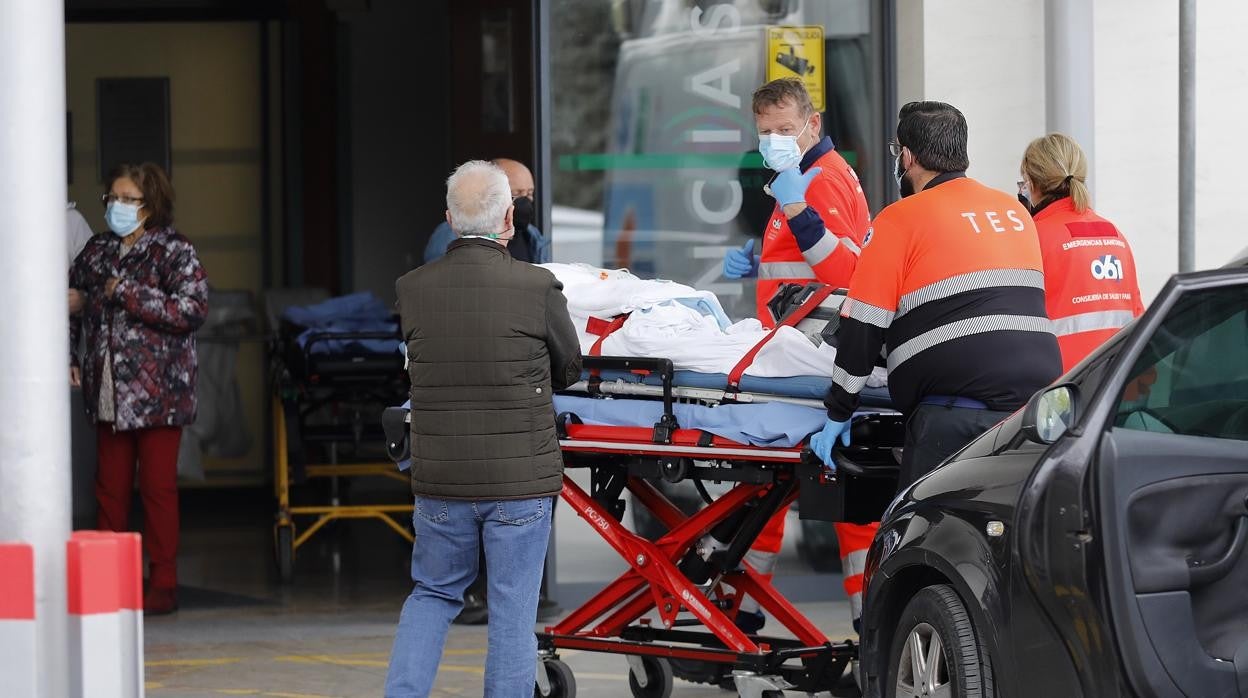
[586,314,629,357]
[726,285,836,390]
[562,424,802,459]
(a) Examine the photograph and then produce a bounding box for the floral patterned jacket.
[70,226,209,431]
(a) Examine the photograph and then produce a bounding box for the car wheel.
[887,585,992,698]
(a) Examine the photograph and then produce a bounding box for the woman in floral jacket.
[69,162,208,615]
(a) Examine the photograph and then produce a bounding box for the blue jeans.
[385,495,554,698]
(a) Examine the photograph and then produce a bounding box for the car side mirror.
[1022,384,1079,444]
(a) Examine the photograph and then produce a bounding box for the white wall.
[1091,0,1178,304]
[1093,0,1247,301]
[899,0,1247,304]
[1191,1,1248,271]
[895,0,1047,193]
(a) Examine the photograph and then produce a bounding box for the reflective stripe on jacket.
[1033,197,1144,372]
[825,174,1062,420]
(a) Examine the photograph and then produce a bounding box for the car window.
[1114,285,1248,441]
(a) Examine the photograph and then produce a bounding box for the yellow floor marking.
[213,691,333,698]
[439,665,626,682]
[436,664,484,676]
[550,671,627,682]
[147,658,244,667]
[275,655,387,668]
[145,683,164,689]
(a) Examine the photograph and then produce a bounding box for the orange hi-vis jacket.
[756,137,871,325]
[752,139,875,613]
[826,174,1062,421]
[1033,197,1144,373]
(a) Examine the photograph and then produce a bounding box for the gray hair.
[446,160,512,237]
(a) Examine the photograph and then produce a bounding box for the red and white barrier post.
[114,533,145,697]
[67,533,127,698]
[0,543,37,697]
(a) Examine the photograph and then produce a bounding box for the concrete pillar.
[1045,0,1096,186]
[0,0,73,696]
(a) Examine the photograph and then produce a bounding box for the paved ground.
[145,602,858,697]
[139,486,857,697]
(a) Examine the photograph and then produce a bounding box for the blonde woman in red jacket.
[1020,133,1144,373]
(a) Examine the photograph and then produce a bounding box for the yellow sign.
[766,25,825,111]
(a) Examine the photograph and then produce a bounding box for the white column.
[1045,0,1096,186]
[0,0,72,696]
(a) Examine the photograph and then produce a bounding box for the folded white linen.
[541,263,889,385]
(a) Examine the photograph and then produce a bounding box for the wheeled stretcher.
[267,290,413,583]
[380,356,901,697]
[379,282,903,696]
[538,355,900,697]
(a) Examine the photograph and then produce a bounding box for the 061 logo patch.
[1090,254,1124,281]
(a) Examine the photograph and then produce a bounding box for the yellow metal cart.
[266,295,413,582]
[271,395,413,582]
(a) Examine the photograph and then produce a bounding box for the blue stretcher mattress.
[283,292,400,355]
[581,369,893,408]
[552,394,831,448]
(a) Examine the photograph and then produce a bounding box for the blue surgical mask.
[758,119,811,172]
[105,201,142,236]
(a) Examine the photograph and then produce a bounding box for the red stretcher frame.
[538,422,854,692]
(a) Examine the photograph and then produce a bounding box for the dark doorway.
[449,0,535,166]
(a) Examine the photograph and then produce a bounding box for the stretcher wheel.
[536,658,576,698]
[275,524,294,583]
[627,656,673,698]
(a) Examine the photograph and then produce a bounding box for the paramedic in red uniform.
[1019,133,1144,372]
[721,77,876,632]
[812,101,1062,492]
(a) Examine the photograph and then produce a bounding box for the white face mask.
[758,119,811,172]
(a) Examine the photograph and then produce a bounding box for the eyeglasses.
[1016,180,1027,192]
[101,193,144,206]
[888,140,903,158]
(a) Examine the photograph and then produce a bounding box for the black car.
[858,267,1248,698]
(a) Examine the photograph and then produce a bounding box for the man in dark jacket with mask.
[422,158,550,264]
[386,160,582,697]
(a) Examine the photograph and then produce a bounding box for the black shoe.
[735,609,766,635]
[453,593,489,625]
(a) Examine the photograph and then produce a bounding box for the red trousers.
[95,424,182,590]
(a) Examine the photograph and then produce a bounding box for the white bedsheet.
[541,262,886,385]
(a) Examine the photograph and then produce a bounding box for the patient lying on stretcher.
[540,262,887,385]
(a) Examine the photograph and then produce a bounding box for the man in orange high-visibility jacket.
[812,101,1063,492]
[724,79,871,326]
[722,77,877,632]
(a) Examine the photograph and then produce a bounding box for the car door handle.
[1188,514,1248,588]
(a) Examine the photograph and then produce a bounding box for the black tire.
[536,659,576,698]
[886,584,993,698]
[628,656,673,698]
[275,524,294,584]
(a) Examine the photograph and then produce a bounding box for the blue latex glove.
[809,417,852,471]
[723,239,760,279]
[768,166,822,207]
